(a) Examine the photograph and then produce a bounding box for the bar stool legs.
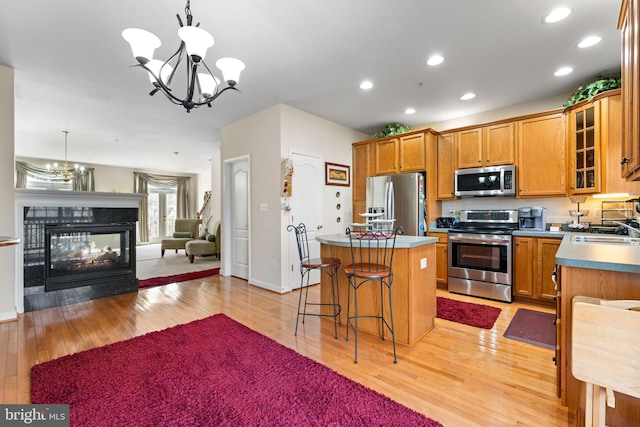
[345,276,397,364]
[288,222,341,340]
[295,262,341,339]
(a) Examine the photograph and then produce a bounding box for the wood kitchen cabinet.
[566,99,602,194]
[352,141,371,222]
[457,128,483,169]
[427,231,448,288]
[558,265,640,425]
[619,0,640,180]
[373,132,426,175]
[513,236,559,306]
[516,112,567,197]
[484,122,516,166]
[566,90,640,195]
[436,133,456,200]
[456,122,515,169]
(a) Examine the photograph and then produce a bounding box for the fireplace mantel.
[14,190,145,313]
[15,189,145,208]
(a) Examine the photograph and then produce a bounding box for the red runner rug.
[31,314,442,427]
[437,296,501,329]
[138,268,220,289]
[503,308,556,349]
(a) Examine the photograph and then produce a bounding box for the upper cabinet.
[619,0,640,180]
[456,122,515,169]
[456,128,482,168]
[517,112,567,197]
[436,133,456,200]
[484,123,516,167]
[565,90,640,195]
[566,99,602,194]
[373,132,426,175]
[352,142,371,222]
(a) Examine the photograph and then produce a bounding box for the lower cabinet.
[513,236,560,305]
[428,232,448,288]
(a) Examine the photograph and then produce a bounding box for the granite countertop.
[316,233,437,248]
[555,233,640,273]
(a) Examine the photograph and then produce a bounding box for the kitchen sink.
[571,235,640,245]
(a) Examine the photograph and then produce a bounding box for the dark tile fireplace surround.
[23,206,138,311]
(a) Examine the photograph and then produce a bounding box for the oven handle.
[449,235,510,245]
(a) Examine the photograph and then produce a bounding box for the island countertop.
[316,233,438,248]
[555,233,640,273]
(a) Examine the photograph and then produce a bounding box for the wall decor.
[325,162,350,187]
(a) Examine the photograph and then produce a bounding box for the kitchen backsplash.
[441,196,637,227]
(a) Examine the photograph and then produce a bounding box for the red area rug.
[503,308,556,349]
[138,268,220,289]
[437,296,501,329]
[31,314,442,427]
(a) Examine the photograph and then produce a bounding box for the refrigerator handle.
[385,181,394,221]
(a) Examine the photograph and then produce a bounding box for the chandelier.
[122,0,245,113]
[46,131,85,183]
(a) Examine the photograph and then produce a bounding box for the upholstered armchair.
[160,218,202,257]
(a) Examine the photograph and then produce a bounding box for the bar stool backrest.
[287,223,311,266]
[346,227,403,274]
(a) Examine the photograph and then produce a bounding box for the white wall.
[0,66,17,321]
[220,104,366,293]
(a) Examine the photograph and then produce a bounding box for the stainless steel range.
[447,209,519,302]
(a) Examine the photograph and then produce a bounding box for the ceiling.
[0,0,622,174]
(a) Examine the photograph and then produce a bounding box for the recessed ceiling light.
[427,55,444,66]
[460,92,476,101]
[360,80,373,90]
[404,108,416,115]
[554,66,573,76]
[578,36,602,48]
[543,7,572,24]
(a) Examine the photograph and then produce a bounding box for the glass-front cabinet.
[567,100,601,194]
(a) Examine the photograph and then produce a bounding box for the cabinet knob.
[621,157,630,165]
[478,160,482,163]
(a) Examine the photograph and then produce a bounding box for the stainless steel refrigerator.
[365,172,426,236]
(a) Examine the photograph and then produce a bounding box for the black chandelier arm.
[135,62,185,105]
[164,42,185,88]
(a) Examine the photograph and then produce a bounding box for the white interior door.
[289,152,323,290]
[231,160,249,279]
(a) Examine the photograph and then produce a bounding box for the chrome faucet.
[613,221,640,236]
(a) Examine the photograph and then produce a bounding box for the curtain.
[133,172,192,243]
[134,173,150,243]
[15,161,95,191]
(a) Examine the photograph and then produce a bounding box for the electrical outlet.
[420,258,427,269]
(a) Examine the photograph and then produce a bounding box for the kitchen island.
[555,234,640,426]
[316,233,438,345]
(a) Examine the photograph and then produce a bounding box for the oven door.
[447,232,513,302]
[448,232,512,284]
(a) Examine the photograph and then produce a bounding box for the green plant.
[563,73,621,108]
[373,123,410,138]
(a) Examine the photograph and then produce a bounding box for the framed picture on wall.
[325,162,350,187]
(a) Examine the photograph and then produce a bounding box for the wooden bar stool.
[344,226,402,364]
[287,223,341,339]
[572,296,640,427]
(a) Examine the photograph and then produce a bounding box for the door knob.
[317,225,323,230]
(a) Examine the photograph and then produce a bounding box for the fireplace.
[45,223,136,292]
[19,200,141,312]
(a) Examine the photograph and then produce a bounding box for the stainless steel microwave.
[454,164,516,197]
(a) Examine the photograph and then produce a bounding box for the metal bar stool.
[287,223,341,339]
[344,226,402,364]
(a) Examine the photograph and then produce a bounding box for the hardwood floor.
[0,276,571,426]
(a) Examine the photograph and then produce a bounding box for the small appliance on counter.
[518,206,546,231]
[436,217,457,228]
